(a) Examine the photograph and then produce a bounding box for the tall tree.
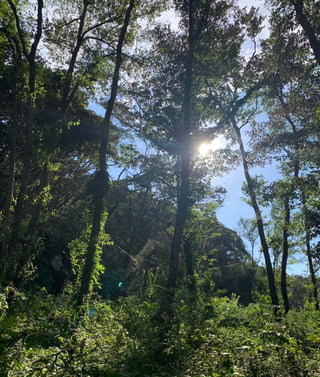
[131,0,250,302]
[253,0,320,309]
[262,180,295,313]
[0,1,22,280]
[12,0,104,286]
[185,2,283,310]
[78,0,136,302]
[3,0,44,283]
[1,0,148,288]
[233,118,280,311]
[166,0,194,296]
[300,176,320,310]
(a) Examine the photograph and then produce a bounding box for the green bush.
[1,289,319,377]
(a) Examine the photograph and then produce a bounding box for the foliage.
[1,290,320,377]
[68,211,112,293]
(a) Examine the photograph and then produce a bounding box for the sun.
[198,138,222,156]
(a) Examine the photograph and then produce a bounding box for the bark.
[305,228,319,311]
[250,242,256,292]
[0,60,19,282]
[290,0,320,65]
[281,196,290,314]
[78,0,135,302]
[5,0,43,284]
[277,94,318,311]
[167,154,191,293]
[167,0,194,298]
[301,184,319,311]
[233,120,279,313]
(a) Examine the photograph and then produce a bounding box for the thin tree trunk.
[233,120,279,313]
[250,243,257,293]
[251,245,255,272]
[0,52,20,282]
[281,196,290,314]
[304,218,319,311]
[1,132,16,281]
[301,181,319,310]
[290,0,320,65]
[277,92,318,310]
[60,0,89,111]
[78,0,135,302]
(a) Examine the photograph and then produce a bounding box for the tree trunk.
[167,0,194,299]
[290,0,320,65]
[1,129,16,281]
[167,154,191,293]
[0,58,19,282]
[60,0,89,111]
[277,94,318,311]
[233,120,279,313]
[296,176,319,311]
[78,0,135,302]
[281,196,290,314]
[305,221,319,311]
[5,0,43,284]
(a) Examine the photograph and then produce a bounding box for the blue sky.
[212,161,309,276]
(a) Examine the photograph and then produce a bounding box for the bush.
[0,290,319,376]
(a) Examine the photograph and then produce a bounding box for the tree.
[252,1,320,310]
[262,179,297,313]
[165,0,194,297]
[77,0,136,302]
[130,0,251,303]
[178,2,282,311]
[233,118,280,311]
[2,0,44,284]
[1,0,152,289]
[289,0,320,65]
[0,0,23,280]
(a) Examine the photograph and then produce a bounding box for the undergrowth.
[0,288,319,376]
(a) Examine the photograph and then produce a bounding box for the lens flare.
[198,138,222,156]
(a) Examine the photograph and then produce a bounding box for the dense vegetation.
[0,0,319,375]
